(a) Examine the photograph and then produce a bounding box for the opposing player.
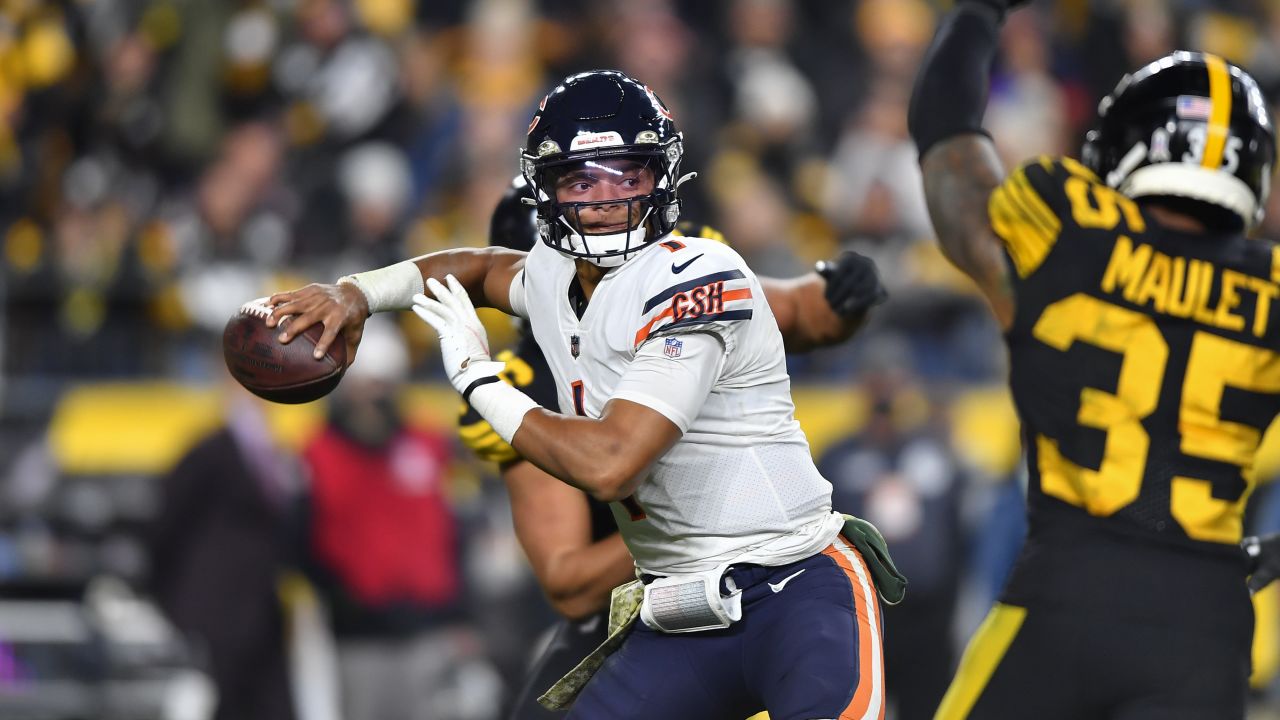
[469,179,887,719]
[269,69,902,719]
[908,0,1280,716]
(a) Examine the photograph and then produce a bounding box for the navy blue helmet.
[521,70,688,266]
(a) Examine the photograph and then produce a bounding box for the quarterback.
[471,176,887,720]
[268,70,901,719]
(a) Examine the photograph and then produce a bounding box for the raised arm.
[265,247,526,362]
[907,0,1024,329]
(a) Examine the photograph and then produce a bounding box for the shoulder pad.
[633,246,755,348]
[989,155,1145,277]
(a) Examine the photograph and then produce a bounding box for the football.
[222,298,347,404]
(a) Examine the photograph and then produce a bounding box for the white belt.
[639,564,743,633]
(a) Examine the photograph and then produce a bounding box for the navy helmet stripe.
[642,270,746,313]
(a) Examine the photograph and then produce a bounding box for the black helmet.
[1082,51,1275,230]
[489,176,538,253]
[521,70,688,267]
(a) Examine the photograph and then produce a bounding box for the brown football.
[222,298,347,404]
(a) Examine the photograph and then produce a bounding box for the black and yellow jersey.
[457,220,727,543]
[993,156,1280,555]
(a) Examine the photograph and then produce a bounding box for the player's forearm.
[920,138,1011,297]
[762,274,863,353]
[343,247,523,314]
[411,247,524,313]
[907,1,1003,161]
[540,533,635,620]
[908,0,1014,326]
[510,410,653,502]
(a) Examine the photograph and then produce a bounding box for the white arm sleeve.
[508,268,528,319]
[611,332,726,432]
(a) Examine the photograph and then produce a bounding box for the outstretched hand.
[412,275,506,396]
[1244,532,1280,593]
[266,282,370,365]
[815,250,889,319]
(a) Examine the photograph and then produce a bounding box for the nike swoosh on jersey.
[767,568,806,593]
[671,253,705,274]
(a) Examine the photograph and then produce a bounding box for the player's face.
[552,157,656,234]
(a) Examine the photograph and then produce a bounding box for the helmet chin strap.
[554,206,656,267]
[561,225,650,268]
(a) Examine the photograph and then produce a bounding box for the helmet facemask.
[521,70,690,267]
[526,147,683,267]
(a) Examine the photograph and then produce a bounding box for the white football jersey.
[516,235,842,575]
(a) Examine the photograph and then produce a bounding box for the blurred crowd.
[3,0,1280,718]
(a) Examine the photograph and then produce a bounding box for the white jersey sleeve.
[507,267,529,319]
[612,331,726,432]
[631,246,757,354]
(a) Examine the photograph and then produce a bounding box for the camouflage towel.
[538,578,645,710]
[841,513,908,605]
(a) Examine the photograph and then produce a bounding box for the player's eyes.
[558,180,592,193]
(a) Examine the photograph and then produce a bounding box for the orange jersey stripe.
[632,288,754,346]
[823,537,885,720]
[634,307,675,346]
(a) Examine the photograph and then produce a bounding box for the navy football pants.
[567,536,885,720]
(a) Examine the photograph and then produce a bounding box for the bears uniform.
[440,70,889,720]
[517,232,840,573]
[936,156,1279,719]
[457,176,737,718]
[510,230,884,720]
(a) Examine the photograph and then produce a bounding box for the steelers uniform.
[936,157,1279,719]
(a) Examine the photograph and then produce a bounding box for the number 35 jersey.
[993,156,1280,554]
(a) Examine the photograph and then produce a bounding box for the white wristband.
[468,380,540,443]
[339,261,425,314]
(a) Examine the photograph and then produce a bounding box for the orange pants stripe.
[823,536,886,720]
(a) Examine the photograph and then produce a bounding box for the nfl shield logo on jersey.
[570,334,580,358]
[664,337,683,358]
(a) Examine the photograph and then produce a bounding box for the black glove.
[1243,532,1280,593]
[815,251,888,319]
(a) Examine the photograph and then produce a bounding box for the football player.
[466,177,887,720]
[268,70,903,719]
[908,0,1280,717]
